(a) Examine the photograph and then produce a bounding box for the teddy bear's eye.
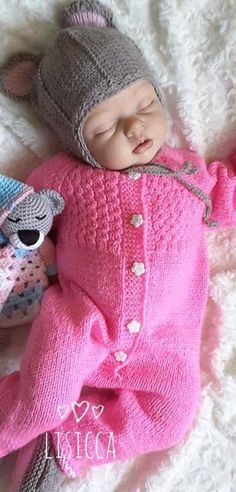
[36,215,46,221]
[7,217,21,223]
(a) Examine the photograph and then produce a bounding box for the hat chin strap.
[84,148,102,169]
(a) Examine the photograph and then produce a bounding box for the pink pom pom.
[70,11,107,27]
[61,1,114,29]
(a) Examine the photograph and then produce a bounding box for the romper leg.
[0,283,108,458]
[54,367,200,475]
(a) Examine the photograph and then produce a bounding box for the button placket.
[113,171,146,371]
[127,174,146,353]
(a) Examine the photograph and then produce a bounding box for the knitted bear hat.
[0,175,34,229]
[0,0,165,168]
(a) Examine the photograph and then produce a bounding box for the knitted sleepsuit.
[1,143,236,481]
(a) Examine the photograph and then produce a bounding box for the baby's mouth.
[133,138,153,154]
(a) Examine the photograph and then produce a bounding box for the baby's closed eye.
[138,100,158,112]
[95,123,116,136]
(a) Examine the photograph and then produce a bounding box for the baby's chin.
[102,144,162,171]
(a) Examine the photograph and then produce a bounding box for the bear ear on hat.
[0,52,41,102]
[60,0,114,29]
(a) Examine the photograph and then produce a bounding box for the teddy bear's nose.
[18,230,40,246]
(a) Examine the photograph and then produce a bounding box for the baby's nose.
[124,116,145,139]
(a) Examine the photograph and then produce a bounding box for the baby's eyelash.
[139,100,156,111]
[96,123,116,135]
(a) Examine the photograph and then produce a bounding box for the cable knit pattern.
[0,143,236,480]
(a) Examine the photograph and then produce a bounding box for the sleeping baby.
[0,1,236,490]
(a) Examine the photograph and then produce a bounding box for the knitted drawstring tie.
[122,160,219,228]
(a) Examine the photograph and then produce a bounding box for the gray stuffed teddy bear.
[0,174,64,333]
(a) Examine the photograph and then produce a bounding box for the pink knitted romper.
[0,143,236,479]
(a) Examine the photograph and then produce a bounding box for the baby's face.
[83,79,167,170]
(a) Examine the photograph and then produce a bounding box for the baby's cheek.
[103,136,129,167]
[156,113,168,141]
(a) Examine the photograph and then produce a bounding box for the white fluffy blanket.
[0,1,236,491]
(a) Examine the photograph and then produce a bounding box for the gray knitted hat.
[0,0,164,168]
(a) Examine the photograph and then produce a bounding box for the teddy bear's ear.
[0,52,41,101]
[39,190,65,216]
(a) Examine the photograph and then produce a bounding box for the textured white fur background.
[0,0,236,491]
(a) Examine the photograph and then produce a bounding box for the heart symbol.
[57,404,70,420]
[91,405,104,419]
[72,400,90,423]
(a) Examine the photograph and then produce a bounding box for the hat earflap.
[0,52,41,102]
[61,0,114,29]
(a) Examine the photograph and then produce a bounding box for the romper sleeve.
[173,146,236,229]
[26,151,76,230]
[26,151,74,191]
[206,151,236,228]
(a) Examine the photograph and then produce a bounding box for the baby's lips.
[133,138,153,154]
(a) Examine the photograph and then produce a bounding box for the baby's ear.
[0,52,41,101]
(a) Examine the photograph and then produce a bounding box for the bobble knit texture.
[0,143,236,479]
